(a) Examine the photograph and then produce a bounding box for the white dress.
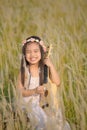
[23,76,47,130]
[22,76,71,130]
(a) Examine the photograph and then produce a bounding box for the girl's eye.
[26,49,40,54]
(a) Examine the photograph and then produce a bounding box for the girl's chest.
[29,76,39,89]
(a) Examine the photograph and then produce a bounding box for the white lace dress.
[22,76,71,130]
[23,76,47,130]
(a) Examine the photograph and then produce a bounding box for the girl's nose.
[30,52,35,57]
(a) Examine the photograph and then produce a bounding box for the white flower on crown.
[26,38,39,43]
[27,38,35,42]
[35,39,39,42]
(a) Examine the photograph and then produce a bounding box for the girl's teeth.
[31,58,36,61]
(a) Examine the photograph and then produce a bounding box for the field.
[0,0,87,129]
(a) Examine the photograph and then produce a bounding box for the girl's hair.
[21,36,45,87]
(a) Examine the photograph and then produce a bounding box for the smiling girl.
[17,36,60,130]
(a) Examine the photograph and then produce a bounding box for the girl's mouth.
[30,57,37,61]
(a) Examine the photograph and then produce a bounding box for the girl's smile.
[25,42,41,65]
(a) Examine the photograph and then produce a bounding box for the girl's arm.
[44,58,60,86]
[17,73,44,97]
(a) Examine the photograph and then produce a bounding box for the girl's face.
[25,42,41,65]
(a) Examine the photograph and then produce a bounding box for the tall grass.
[0,0,87,129]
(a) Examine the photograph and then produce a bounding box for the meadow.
[0,0,87,129]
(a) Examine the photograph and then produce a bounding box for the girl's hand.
[36,85,44,96]
[44,57,53,67]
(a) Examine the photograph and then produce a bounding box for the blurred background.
[0,0,87,129]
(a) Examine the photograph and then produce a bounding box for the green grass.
[0,0,87,129]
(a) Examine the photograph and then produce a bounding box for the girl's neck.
[29,64,39,77]
[29,63,39,69]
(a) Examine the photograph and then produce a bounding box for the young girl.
[17,35,61,130]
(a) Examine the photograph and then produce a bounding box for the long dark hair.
[20,36,45,87]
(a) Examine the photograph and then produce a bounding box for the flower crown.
[22,38,46,52]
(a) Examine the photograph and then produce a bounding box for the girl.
[17,36,60,130]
